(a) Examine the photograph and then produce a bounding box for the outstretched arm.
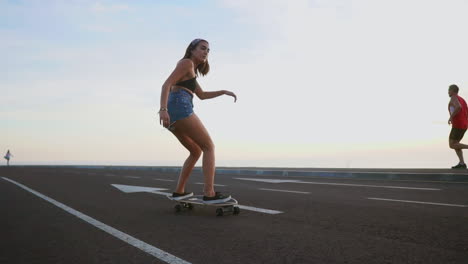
[194,83,237,102]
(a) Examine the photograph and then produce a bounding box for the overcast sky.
[2,0,468,168]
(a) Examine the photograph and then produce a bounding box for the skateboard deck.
[167,195,240,216]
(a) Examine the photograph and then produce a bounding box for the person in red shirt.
[448,84,468,169]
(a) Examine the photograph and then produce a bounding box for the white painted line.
[300,181,440,191]
[235,178,440,191]
[152,190,173,196]
[368,197,468,208]
[2,177,191,264]
[237,205,283,214]
[124,176,141,179]
[248,174,468,184]
[324,170,464,176]
[111,184,169,193]
[235,178,301,183]
[259,188,310,194]
[245,169,465,176]
[111,184,282,215]
[194,182,226,187]
[153,178,175,182]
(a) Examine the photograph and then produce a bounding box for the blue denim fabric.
[167,90,194,125]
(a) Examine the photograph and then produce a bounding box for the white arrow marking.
[112,184,169,194]
[235,178,440,191]
[112,184,282,214]
[237,205,282,214]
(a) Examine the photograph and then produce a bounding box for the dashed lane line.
[367,197,468,208]
[235,178,441,191]
[300,181,440,191]
[194,182,226,187]
[259,188,310,194]
[153,178,175,182]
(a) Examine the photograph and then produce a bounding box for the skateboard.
[167,195,240,216]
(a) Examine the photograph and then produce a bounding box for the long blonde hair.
[182,39,210,76]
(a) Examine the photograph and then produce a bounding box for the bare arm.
[450,96,462,118]
[194,83,237,102]
[449,96,462,125]
[160,59,193,109]
[159,59,193,127]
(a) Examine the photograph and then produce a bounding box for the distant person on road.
[158,38,237,203]
[448,84,468,169]
[4,150,12,166]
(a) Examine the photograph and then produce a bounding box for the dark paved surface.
[1,167,467,264]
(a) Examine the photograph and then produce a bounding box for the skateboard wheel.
[216,208,224,216]
[174,204,182,212]
[187,203,194,210]
[233,207,240,215]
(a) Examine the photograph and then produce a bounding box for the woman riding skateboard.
[158,39,237,203]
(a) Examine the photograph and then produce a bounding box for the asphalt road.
[1,167,467,264]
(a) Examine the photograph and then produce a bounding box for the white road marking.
[368,197,468,208]
[237,205,283,214]
[194,182,226,187]
[124,176,141,179]
[111,184,169,193]
[236,174,468,184]
[112,184,282,214]
[259,188,310,194]
[235,178,301,183]
[249,169,464,176]
[2,177,191,264]
[300,181,440,190]
[236,178,440,191]
[153,178,175,182]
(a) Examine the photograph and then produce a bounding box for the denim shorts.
[167,90,194,127]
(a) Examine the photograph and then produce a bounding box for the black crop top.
[175,77,198,92]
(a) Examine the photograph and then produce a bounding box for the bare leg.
[171,130,202,193]
[450,142,468,149]
[450,139,466,164]
[455,149,465,164]
[172,114,216,197]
